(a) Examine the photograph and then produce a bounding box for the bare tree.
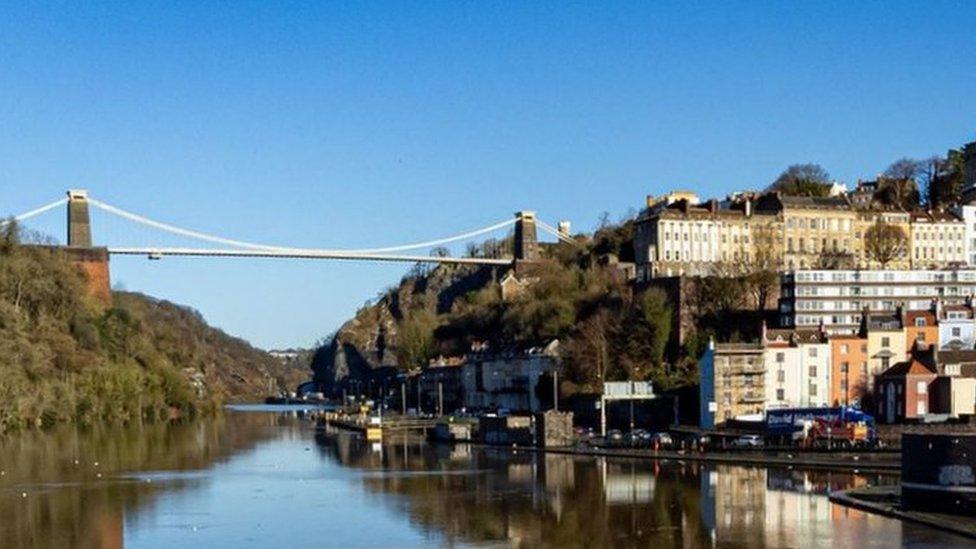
[864,220,907,267]
[741,223,782,310]
[815,249,856,269]
[883,158,921,181]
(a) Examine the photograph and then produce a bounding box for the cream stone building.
[634,192,779,280]
[754,194,857,270]
[909,211,966,269]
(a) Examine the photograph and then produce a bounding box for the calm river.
[0,405,968,548]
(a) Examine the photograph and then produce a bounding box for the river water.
[0,405,968,548]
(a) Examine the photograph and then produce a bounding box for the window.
[952,327,962,337]
[777,370,785,382]
[840,362,849,373]
[917,381,928,394]
[808,347,817,358]
[881,357,890,369]
[860,363,868,376]
[881,337,890,348]
[809,366,817,377]
[809,383,818,396]
[776,389,785,400]
[915,318,926,327]
[776,352,785,363]
[840,344,849,354]
[917,332,926,342]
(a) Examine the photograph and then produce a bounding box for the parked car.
[650,432,673,449]
[686,434,711,450]
[731,434,764,448]
[624,429,651,447]
[607,429,624,443]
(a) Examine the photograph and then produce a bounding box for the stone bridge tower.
[64,189,111,302]
[67,189,93,247]
[514,211,539,261]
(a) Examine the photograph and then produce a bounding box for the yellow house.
[755,194,857,270]
[865,313,907,386]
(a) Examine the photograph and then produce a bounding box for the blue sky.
[2,2,974,349]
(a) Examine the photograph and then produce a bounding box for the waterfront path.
[830,486,976,540]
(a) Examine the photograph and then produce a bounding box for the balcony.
[739,392,765,403]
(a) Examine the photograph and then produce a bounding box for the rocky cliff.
[310,262,507,395]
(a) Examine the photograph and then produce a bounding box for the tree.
[874,176,920,210]
[815,249,856,269]
[919,152,965,208]
[637,288,671,365]
[769,164,832,197]
[395,309,438,371]
[741,223,782,311]
[883,158,921,181]
[864,220,907,267]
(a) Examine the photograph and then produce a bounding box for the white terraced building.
[779,269,976,334]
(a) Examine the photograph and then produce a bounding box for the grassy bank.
[0,222,305,433]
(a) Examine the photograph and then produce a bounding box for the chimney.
[646,195,655,208]
[760,320,768,345]
[744,198,753,217]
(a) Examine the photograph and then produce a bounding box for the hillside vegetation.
[312,219,694,397]
[0,222,305,433]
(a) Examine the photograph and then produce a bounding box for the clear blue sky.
[2,2,974,349]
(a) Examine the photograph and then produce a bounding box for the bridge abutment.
[64,189,111,302]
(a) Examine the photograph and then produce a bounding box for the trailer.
[765,407,877,449]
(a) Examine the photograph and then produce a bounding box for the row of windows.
[913,230,965,241]
[914,246,964,259]
[795,271,976,282]
[796,285,972,297]
[785,218,852,231]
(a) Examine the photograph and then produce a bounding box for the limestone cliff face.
[310,263,506,395]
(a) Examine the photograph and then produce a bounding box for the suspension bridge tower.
[514,210,539,261]
[67,189,93,247]
[64,189,111,302]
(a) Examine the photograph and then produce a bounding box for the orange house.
[830,335,869,406]
[904,310,937,354]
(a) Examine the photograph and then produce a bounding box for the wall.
[800,342,830,407]
[764,346,802,408]
[62,247,111,303]
[830,336,869,406]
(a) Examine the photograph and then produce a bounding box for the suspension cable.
[537,220,581,246]
[0,197,69,226]
[88,197,518,254]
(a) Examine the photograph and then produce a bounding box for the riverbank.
[493,443,901,473]
[830,486,976,540]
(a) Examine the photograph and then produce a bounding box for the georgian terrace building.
[909,210,966,269]
[636,186,976,283]
[633,192,778,281]
[779,269,976,335]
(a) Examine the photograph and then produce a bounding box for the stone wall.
[65,247,111,303]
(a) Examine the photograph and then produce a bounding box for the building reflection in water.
[315,427,907,548]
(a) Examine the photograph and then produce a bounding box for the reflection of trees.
[0,413,285,548]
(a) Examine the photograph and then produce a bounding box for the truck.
[765,407,876,449]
